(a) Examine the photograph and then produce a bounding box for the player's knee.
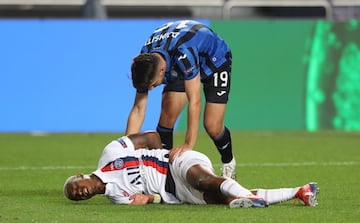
[186,165,217,190]
[204,122,223,138]
[195,175,215,190]
[159,113,177,127]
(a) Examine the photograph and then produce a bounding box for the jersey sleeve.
[93,136,136,181]
[104,183,133,204]
[176,47,200,80]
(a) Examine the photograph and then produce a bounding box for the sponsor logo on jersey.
[183,66,195,75]
[117,139,128,148]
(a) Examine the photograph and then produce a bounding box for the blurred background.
[0,0,359,20]
[0,0,359,132]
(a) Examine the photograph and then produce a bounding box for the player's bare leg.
[204,103,236,179]
[184,164,266,208]
[250,182,319,206]
[185,164,227,204]
[157,91,187,149]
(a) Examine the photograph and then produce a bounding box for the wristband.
[152,194,161,204]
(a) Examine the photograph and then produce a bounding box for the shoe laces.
[221,160,236,180]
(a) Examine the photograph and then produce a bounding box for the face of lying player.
[66,174,97,201]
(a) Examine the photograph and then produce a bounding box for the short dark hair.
[131,53,160,91]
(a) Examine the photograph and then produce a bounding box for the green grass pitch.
[0,131,359,223]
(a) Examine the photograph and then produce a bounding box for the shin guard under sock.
[157,124,173,150]
[212,127,233,163]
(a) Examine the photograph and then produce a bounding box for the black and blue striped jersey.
[140,20,231,84]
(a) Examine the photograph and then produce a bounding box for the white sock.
[254,187,300,204]
[220,179,253,198]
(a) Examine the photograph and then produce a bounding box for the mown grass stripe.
[0,161,358,171]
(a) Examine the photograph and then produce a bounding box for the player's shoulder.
[169,20,207,30]
[176,19,204,25]
[101,136,134,153]
[115,136,134,149]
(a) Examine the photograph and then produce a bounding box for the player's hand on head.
[169,144,192,163]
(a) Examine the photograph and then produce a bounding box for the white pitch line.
[0,161,358,171]
[235,161,360,167]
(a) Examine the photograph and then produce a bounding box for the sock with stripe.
[253,187,299,204]
[157,124,173,150]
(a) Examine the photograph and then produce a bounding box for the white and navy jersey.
[92,136,180,204]
[141,20,231,84]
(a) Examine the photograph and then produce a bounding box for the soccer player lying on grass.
[64,131,319,208]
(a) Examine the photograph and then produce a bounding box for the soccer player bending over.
[126,20,236,180]
[64,131,319,208]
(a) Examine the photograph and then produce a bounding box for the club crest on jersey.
[171,69,179,77]
[114,158,124,169]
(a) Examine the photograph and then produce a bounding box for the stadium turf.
[0,131,359,223]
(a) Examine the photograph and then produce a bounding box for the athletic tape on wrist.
[152,194,161,204]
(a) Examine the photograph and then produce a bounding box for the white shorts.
[169,150,215,204]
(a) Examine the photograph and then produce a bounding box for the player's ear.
[76,173,83,178]
[76,173,89,179]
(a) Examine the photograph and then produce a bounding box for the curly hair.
[131,53,160,91]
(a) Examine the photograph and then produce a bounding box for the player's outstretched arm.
[129,193,162,205]
[126,92,148,135]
